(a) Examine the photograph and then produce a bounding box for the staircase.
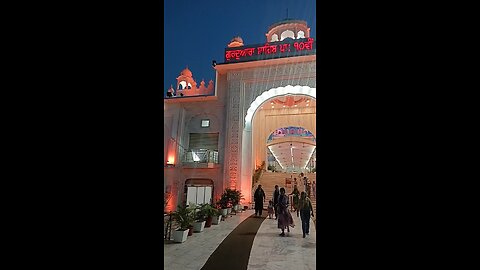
[254,171,316,226]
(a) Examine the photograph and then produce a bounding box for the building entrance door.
[184,179,213,206]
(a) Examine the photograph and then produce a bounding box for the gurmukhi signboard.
[224,38,316,63]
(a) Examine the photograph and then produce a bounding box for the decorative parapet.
[165,67,215,98]
[176,79,214,97]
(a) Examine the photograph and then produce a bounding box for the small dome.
[228,36,244,48]
[180,67,192,77]
[231,36,243,43]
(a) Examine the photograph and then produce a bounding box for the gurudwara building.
[164,19,316,212]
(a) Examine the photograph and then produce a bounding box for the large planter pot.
[233,205,239,211]
[227,207,232,215]
[173,229,188,243]
[212,215,222,225]
[193,221,206,232]
[220,208,228,217]
[188,226,193,236]
[205,216,213,228]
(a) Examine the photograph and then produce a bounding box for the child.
[267,200,274,219]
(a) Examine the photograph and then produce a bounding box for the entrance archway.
[240,85,316,204]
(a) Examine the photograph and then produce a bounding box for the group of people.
[254,183,314,238]
[290,173,316,198]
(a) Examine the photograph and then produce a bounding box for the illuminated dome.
[231,36,243,43]
[180,67,193,77]
[265,19,310,42]
[268,19,307,31]
[228,36,244,48]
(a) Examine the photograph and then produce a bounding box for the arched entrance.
[240,85,316,204]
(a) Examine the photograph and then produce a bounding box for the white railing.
[183,149,219,164]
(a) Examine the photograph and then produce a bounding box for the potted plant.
[230,189,243,211]
[216,194,230,217]
[192,204,206,233]
[224,188,243,212]
[171,204,194,243]
[200,203,219,228]
[211,206,222,225]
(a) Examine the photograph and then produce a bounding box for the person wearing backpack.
[298,191,314,238]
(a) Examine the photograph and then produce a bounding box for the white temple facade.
[164,19,316,212]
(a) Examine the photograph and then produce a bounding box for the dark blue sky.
[163,0,316,94]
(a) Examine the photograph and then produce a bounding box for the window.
[186,133,219,163]
[281,30,295,41]
[178,81,187,90]
[186,186,213,206]
[189,133,218,150]
[185,179,214,206]
[201,119,210,128]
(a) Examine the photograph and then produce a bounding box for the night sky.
[163,0,316,95]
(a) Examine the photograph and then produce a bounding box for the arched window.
[271,34,279,42]
[280,30,295,41]
[187,83,192,89]
[297,30,305,39]
[178,81,187,90]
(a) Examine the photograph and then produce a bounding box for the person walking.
[312,180,316,197]
[267,200,274,219]
[254,184,266,217]
[289,185,300,217]
[298,191,314,238]
[277,187,294,236]
[273,185,280,219]
[306,179,312,198]
[303,176,308,192]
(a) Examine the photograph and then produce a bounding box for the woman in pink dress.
[277,187,294,236]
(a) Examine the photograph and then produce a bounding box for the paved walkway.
[164,209,316,270]
[248,213,316,270]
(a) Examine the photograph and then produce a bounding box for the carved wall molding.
[225,79,242,189]
[226,63,316,82]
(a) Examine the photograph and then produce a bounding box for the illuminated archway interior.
[248,89,316,176]
[245,85,316,129]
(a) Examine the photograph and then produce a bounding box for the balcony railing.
[183,149,219,164]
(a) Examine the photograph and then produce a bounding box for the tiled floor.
[248,212,316,270]
[164,209,316,270]
[164,210,252,270]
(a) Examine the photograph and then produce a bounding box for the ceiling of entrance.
[257,94,316,171]
[259,95,316,109]
[268,141,315,171]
